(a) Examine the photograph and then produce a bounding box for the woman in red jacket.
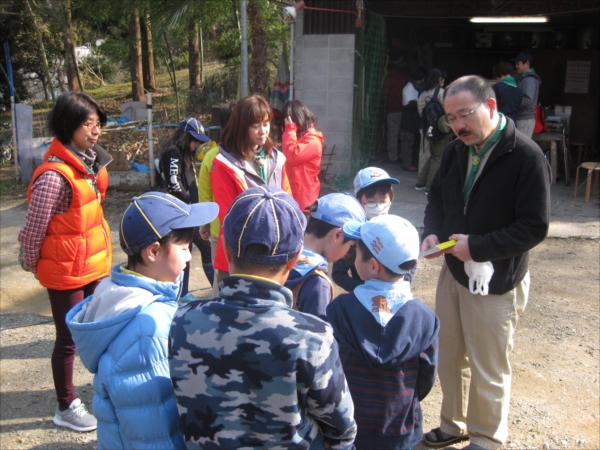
[281,100,324,212]
[210,94,291,296]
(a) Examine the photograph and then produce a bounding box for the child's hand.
[200,225,211,241]
[284,116,293,126]
[421,234,442,259]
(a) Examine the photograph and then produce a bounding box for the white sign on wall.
[565,61,591,94]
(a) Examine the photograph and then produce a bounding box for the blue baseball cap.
[354,167,399,195]
[119,192,218,255]
[223,186,307,264]
[311,193,367,227]
[179,117,210,142]
[342,215,419,274]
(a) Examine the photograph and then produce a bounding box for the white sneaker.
[53,398,97,432]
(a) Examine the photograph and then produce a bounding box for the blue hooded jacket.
[66,264,185,449]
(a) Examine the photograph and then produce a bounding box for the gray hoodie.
[517,70,541,121]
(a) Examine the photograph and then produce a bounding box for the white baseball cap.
[342,215,419,274]
[353,167,399,195]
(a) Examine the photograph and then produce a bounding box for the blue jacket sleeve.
[417,337,438,401]
[332,258,364,292]
[297,275,331,322]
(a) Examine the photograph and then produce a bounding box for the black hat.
[511,51,532,63]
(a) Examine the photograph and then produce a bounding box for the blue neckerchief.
[354,278,413,327]
[294,247,327,277]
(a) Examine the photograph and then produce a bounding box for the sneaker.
[53,398,97,432]
[415,184,426,191]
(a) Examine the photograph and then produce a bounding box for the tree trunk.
[188,18,201,88]
[140,12,157,92]
[60,0,80,92]
[26,0,55,101]
[129,5,144,101]
[248,0,269,97]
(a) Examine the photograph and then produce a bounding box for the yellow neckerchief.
[230,273,281,286]
[120,264,149,279]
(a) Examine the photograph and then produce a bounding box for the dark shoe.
[415,184,426,191]
[404,165,418,172]
[423,427,469,448]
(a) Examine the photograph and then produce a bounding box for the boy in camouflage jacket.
[169,185,357,449]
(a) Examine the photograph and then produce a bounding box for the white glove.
[464,260,494,296]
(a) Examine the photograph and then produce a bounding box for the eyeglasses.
[444,101,485,126]
[82,122,103,130]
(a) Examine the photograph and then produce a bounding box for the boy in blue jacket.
[327,214,439,450]
[67,192,218,449]
[285,192,367,320]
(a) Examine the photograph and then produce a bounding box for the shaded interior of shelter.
[357,0,600,148]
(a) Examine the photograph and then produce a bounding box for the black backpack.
[423,86,450,141]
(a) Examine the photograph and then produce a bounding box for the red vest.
[28,139,112,290]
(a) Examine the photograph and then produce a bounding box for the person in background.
[400,68,425,172]
[383,53,408,163]
[417,68,452,194]
[159,118,214,301]
[170,186,357,449]
[67,192,218,449]
[512,51,541,138]
[18,91,113,432]
[492,61,523,124]
[197,103,235,299]
[332,167,416,292]
[281,99,324,212]
[210,94,291,295]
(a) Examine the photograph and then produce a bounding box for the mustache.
[458,129,472,136]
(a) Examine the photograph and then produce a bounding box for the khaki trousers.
[516,119,535,139]
[435,262,529,449]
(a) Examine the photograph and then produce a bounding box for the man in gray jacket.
[512,51,541,138]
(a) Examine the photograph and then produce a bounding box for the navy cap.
[179,117,210,142]
[511,51,532,63]
[223,186,307,264]
[119,192,218,255]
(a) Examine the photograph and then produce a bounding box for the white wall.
[293,11,355,175]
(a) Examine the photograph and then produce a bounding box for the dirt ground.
[1,185,599,449]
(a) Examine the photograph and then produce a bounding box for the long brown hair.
[158,129,197,169]
[220,94,274,159]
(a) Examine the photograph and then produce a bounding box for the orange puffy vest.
[29,139,112,290]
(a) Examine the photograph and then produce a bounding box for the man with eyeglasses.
[420,75,551,450]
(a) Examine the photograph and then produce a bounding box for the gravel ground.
[1,235,598,449]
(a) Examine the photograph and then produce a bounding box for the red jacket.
[281,123,324,212]
[210,146,292,271]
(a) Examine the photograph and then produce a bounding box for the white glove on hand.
[464,260,494,296]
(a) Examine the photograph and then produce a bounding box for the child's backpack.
[423,86,451,141]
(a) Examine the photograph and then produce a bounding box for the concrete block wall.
[293,11,355,175]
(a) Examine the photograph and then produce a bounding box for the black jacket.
[423,119,551,294]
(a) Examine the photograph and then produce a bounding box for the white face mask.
[363,200,391,219]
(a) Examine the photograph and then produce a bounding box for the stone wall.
[293,11,355,175]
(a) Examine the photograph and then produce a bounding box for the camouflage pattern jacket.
[169,275,357,449]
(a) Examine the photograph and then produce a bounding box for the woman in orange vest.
[18,92,112,433]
